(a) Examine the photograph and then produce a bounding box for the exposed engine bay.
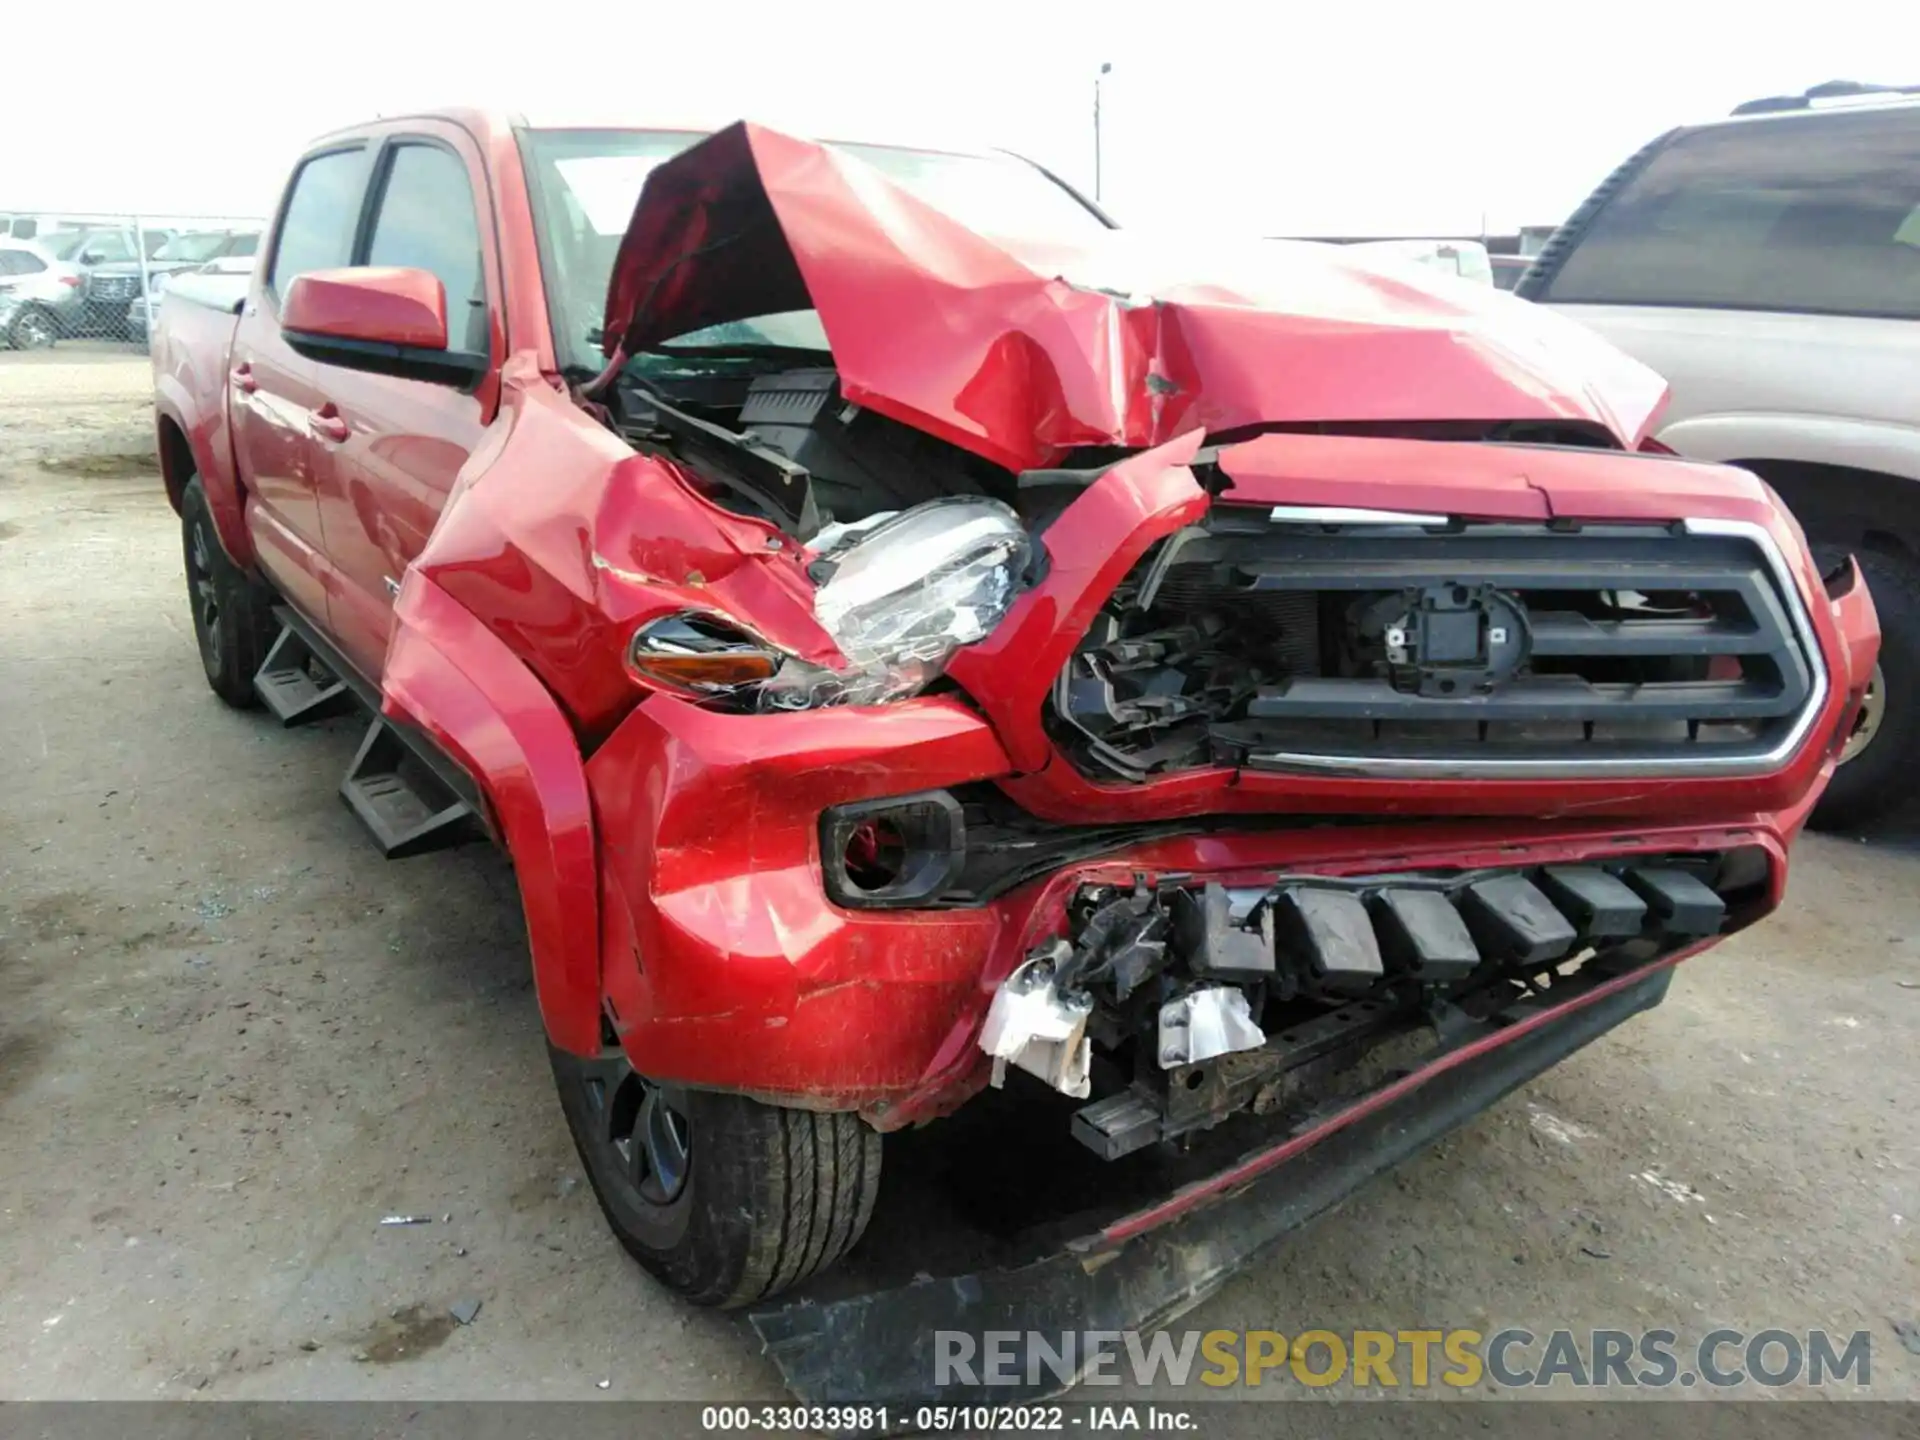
[981,849,1762,1161]
[614,359,1015,536]
[610,359,1816,782]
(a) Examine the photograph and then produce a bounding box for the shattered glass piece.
[1157,986,1266,1068]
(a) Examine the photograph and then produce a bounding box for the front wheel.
[1810,547,1920,831]
[550,1041,882,1308]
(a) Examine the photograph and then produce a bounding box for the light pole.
[1094,62,1112,203]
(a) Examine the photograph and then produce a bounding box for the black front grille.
[88,276,138,301]
[1048,515,1822,781]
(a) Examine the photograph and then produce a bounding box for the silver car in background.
[0,239,85,349]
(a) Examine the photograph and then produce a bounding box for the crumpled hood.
[605,122,1668,474]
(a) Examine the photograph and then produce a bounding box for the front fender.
[380,572,602,1055]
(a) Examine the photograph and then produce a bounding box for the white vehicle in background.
[0,239,85,349]
[1520,81,1920,829]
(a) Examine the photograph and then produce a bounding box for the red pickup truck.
[150,112,1877,1352]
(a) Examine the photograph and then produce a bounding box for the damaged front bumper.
[983,853,1745,1164]
[754,951,1688,1408]
[585,673,1795,1125]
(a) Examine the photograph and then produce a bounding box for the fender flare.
[1657,412,1920,487]
[155,374,254,569]
[379,572,602,1055]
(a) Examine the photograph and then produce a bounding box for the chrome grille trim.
[1245,518,1828,778]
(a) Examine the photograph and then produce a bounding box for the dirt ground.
[2,350,1916,1406]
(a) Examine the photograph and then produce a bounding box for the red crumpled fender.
[379,572,602,1056]
[945,429,1207,772]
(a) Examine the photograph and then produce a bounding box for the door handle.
[230,363,257,394]
[309,404,351,444]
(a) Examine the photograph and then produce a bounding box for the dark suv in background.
[1521,82,1920,828]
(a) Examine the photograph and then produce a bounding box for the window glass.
[518,128,1110,372]
[154,233,230,264]
[229,233,260,258]
[83,232,132,263]
[1543,108,1920,318]
[365,144,487,352]
[270,148,366,295]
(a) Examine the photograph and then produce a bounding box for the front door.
[305,132,498,681]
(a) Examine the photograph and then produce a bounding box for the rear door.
[232,144,372,626]
[307,127,498,680]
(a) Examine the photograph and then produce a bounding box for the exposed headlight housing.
[758,497,1030,709]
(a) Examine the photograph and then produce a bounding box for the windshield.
[42,232,87,261]
[519,127,1109,373]
[154,232,236,263]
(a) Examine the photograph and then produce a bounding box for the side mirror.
[80,250,103,265]
[281,266,486,386]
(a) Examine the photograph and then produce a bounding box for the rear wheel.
[6,306,57,350]
[1810,546,1920,831]
[180,476,276,708]
[549,1039,882,1307]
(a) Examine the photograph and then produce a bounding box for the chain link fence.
[0,210,268,352]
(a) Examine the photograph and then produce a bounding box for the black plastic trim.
[819,789,967,909]
[269,604,485,820]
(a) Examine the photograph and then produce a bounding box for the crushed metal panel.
[603,122,1670,474]
[1155,986,1265,1068]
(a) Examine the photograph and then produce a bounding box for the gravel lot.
[2,351,1916,1407]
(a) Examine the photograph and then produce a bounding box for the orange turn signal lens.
[632,650,779,689]
[627,612,781,698]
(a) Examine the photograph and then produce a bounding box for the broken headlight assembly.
[759,498,1031,709]
[627,498,1030,711]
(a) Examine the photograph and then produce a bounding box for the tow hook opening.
[981,851,1760,1162]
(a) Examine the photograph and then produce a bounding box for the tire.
[550,1041,882,1308]
[1809,546,1920,832]
[180,476,277,708]
[6,305,58,351]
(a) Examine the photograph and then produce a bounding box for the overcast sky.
[7,1,1915,235]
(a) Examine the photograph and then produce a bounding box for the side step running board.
[341,718,480,859]
[253,624,354,726]
[256,606,486,860]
